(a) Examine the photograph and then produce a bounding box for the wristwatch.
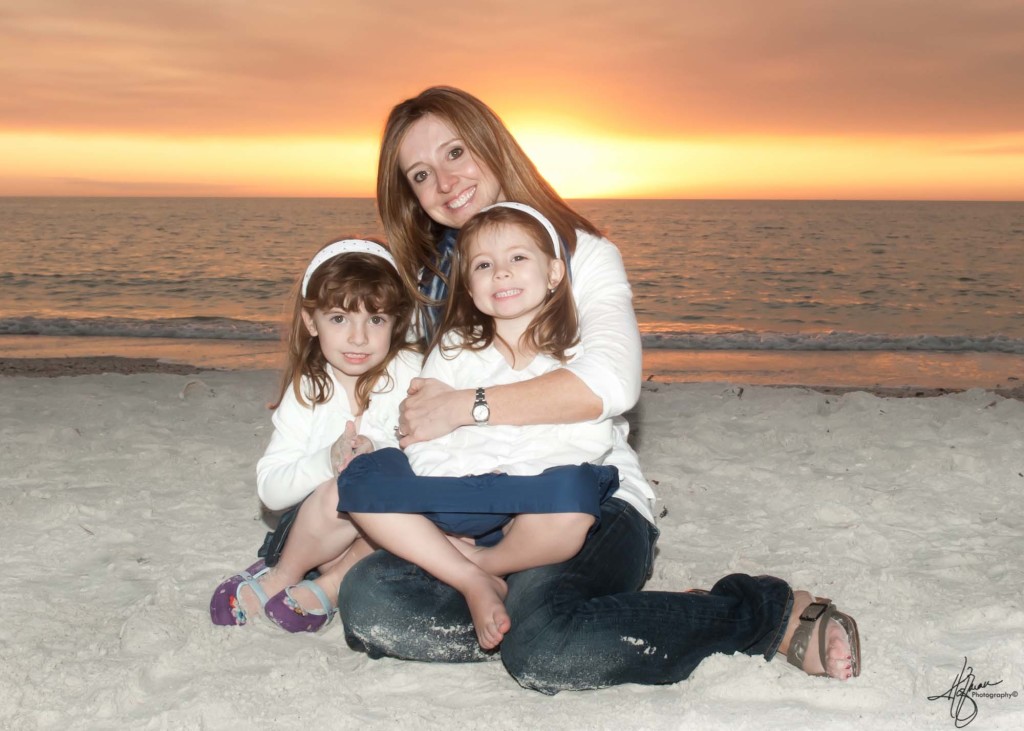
[471,387,490,425]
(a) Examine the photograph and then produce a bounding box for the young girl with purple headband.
[209,239,421,631]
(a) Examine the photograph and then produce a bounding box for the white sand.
[2,370,1022,729]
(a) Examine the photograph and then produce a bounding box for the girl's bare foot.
[462,572,511,650]
[779,590,857,680]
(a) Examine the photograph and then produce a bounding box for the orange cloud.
[1,1,1022,198]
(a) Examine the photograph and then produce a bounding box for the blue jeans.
[337,497,793,694]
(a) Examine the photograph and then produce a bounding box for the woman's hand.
[398,377,470,446]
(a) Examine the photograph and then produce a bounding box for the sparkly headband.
[301,239,399,297]
[479,202,562,260]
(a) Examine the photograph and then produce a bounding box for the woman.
[336,86,860,693]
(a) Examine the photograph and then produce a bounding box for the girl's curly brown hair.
[273,245,416,412]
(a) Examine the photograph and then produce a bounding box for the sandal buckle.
[800,601,830,622]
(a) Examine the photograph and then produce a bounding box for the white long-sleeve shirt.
[413,230,656,523]
[560,230,655,523]
[256,349,422,511]
[405,341,613,478]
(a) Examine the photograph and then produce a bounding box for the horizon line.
[2,194,1023,204]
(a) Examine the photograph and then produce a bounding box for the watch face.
[472,403,489,422]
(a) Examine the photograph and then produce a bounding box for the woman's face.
[397,114,504,229]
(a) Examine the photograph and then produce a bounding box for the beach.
[5,0,1024,723]
[2,358,1022,729]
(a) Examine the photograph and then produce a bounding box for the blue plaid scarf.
[417,227,458,344]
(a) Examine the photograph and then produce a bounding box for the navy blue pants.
[336,447,619,546]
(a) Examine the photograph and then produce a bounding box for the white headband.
[479,202,561,260]
[301,239,399,297]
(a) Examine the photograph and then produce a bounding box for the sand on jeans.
[1,361,1022,730]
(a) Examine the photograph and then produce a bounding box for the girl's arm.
[258,352,422,509]
[256,387,336,512]
[399,234,640,444]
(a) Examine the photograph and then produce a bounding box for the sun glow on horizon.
[2,127,1022,200]
[516,126,1024,201]
[2,2,1022,202]
[0,132,380,197]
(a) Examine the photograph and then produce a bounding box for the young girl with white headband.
[209,238,421,631]
[334,202,621,650]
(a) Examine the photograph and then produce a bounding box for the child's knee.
[550,512,595,552]
[571,511,596,530]
[559,512,595,531]
[311,477,340,513]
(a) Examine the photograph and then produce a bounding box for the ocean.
[2,197,1022,388]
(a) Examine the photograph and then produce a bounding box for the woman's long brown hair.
[377,86,601,304]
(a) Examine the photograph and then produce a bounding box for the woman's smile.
[446,185,477,211]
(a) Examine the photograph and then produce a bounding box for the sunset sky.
[1,1,1022,199]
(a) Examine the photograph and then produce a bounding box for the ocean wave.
[3,316,1023,354]
[0,316,279,341]
[642,330,1024,354]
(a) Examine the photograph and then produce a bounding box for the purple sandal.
[209,560,271,626]
[264,580,336,633]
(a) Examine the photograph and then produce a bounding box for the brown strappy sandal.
[786,597,861,678]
